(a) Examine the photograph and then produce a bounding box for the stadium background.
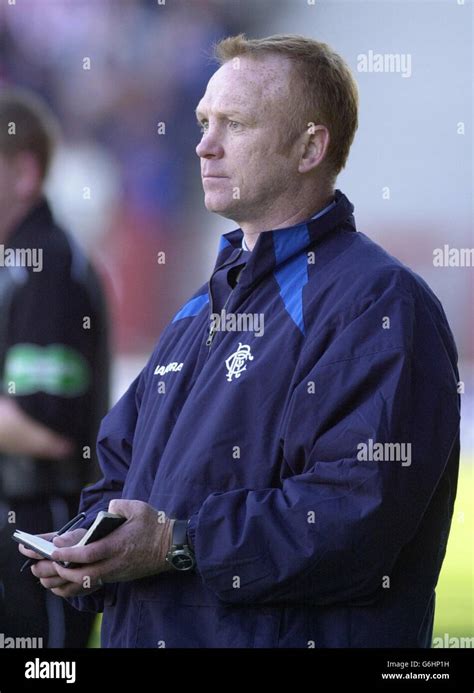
[0,0,471,647]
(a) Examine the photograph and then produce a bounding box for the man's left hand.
[49,499,174,598]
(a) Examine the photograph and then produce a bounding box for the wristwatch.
[165,519,196,572]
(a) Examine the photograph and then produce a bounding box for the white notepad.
[13,512,126,564]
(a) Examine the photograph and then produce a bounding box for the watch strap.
[171,519,190,547]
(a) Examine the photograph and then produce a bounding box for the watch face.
[171,552,194,571]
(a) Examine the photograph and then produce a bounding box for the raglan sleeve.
[187,277,460,605]
[66,369,146,613]
[75,370,146,528]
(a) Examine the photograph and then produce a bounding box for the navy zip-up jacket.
[71,190,460,648]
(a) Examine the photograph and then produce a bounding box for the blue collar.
[240,198,337,251]
[216,189,356,289]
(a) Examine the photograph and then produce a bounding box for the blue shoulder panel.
[172,293,209,322]
[273,226,310,334]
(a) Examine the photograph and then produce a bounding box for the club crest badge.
[225,342,254,382]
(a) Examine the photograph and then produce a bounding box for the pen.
[20,512,86,573]
[55,512,87,536]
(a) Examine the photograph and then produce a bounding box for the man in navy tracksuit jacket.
[21,36,460,648]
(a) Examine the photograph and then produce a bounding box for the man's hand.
[18,529,102,595]
[43,500,174,598]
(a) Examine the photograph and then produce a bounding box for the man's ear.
[298,124,330,174]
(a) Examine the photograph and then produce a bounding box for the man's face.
[0,153,16,219]
[0,151,43,239]
[195,54,301,225]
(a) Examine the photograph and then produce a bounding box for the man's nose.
[196,131,224,159]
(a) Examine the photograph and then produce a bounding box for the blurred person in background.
[0,88,110,647]
[0,0,243,350]
[20,35,460,648]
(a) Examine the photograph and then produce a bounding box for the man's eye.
[199,121,209,134]
[228,121,240,131]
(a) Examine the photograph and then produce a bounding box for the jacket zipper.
[206,248,244,349]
